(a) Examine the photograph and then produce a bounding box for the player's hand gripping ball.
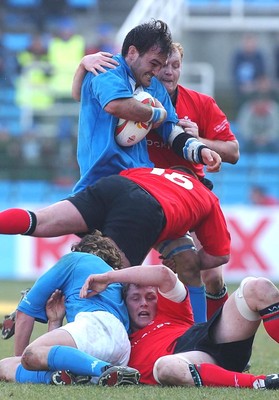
[115,91,155,147]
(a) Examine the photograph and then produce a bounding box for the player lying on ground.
[0,231,140,386]
[80,264,279,389]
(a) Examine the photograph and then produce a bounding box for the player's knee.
[244,277,279,304]
[153,356,193,386]
[153,356,173,384]
[234,277,279,321]
[21,345,36,370]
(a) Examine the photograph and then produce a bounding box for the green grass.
[0,280,278,400]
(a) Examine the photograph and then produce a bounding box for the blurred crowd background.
[1,0,279,206]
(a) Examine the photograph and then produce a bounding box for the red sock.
[195,363,266,388]
[206,290,229,320]
[260,302,279,342]
[0,209,33,234]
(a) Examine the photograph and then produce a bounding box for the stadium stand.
[66,0,97,8]
[1,0,279,206]
[6,0,41,5]
[2,33,32,52]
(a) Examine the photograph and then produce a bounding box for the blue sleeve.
[17,254,74,323]
[91,67,133,108]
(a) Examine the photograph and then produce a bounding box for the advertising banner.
[1,206,279,283]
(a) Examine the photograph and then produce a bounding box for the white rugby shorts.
[59,311,130,366]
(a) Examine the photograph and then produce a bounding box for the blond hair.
[71,230,122,270]
[172,42,184,59]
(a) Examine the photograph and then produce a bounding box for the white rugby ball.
[115,91,155,147]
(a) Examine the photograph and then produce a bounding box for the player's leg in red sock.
[0,209,36,234]
[206,284,228,320]
[190,363,270,389]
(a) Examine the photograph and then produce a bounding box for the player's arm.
[14,311,35,356]
[168,129,222,172]
[198,138,239,164]
[80,265,181,298]
[105,97,166,126]
[72,52,119,101]
[195,203,230,270]
[178,117,239,164]
[198,248,229,270]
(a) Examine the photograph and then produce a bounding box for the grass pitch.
[0,280,278,400]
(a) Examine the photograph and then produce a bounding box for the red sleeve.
[195,198,231,256]
[176,86,236,142]
[157,292,194,325]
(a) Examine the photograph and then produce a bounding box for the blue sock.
[48,345,109,377]
[15,364,52,384]
[187,285,207,323]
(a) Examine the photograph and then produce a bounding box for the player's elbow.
[226,141,240,164]
[219,254,230,265]
[104,100,121,116]
[229,151,240,164]
[199,251,230,270]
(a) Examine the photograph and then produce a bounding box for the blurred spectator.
[47,18,85,101]
[236,75,279,153]
[33,0,70,31]
[0,128,14,169]
[250,185,279,206]
[0,32,19,88]
[15,33,53,128]
[231,33,267,111]
[274,32,279,92]
[0,129,22,179]
[20,129,42,168]
[47,18,84,162]
[86,23,117,55]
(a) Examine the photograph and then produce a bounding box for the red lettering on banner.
[34,235,77,270]
[227,217,270,272]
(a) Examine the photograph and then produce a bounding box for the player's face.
[125,284,158,332]
[129,45,168,87]
[157,48,182,97]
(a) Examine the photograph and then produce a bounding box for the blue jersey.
[18,252,130,331]
[72,54,178,194]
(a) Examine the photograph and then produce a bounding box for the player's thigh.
[104,185,165,265]
[171,350,216,365]
[28,327,76,349]
[213,283,261,343]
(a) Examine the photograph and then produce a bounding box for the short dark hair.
[71,230,122,270]
[121,19,172,57]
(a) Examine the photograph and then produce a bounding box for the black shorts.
[174,307,254,372]
[67,175,166,265]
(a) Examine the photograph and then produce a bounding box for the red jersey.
[147,85,236,178]
[120,167,230,256]
[129,292,194,385]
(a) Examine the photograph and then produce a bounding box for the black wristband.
[172,132,194,158]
